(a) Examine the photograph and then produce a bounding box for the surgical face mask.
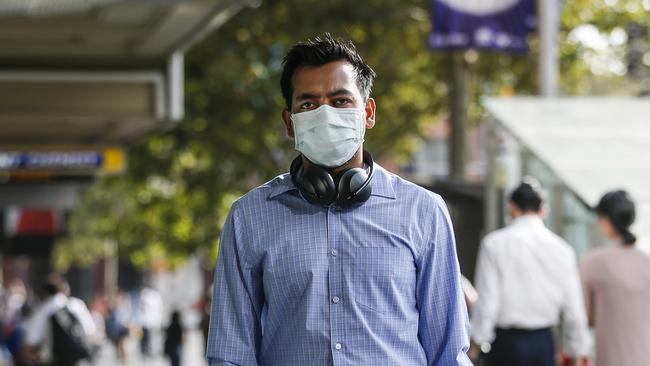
[291,105,366,168]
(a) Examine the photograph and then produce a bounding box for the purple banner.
[430,0,536,53]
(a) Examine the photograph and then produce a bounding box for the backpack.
[49,304,92,365]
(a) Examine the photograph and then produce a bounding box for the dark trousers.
[140,327,152,356]
[483,327,555,366]
[166,346,182,366]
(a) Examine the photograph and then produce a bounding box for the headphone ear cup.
[337,168,371,208]
[299,165,337,205]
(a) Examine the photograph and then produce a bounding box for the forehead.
[291,60,360,96]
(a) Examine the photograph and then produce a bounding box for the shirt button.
[330,249,338,257]
[335,343,342,350]
[332,296,340,304]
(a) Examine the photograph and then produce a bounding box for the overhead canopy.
[484,96,650,243]
[0,0,247,145]
[0,0,244,65]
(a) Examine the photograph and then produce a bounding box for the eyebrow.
[295,88,355,102]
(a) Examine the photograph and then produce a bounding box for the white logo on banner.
[439,0,519,16]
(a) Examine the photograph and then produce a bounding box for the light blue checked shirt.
[207,164,471,366]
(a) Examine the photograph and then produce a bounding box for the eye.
[299,102,315,110]
[334,98,352,106]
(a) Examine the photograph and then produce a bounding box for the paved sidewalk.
[91,328,207,366]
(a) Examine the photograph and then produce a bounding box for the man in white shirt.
[24,275,96,366]
[469,178,589,366]
[132,284,163,357]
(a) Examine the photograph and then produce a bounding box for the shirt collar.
[267,163,396,200]
[512,214,544,227]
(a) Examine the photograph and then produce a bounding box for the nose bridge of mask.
[293,105,363,137]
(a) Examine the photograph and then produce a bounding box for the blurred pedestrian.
[5,304,32,366]
[88,296,107,345]
[199,284,211,348]
[164,310,183,366]
[207,34,470,366]
[461,275,478,314]
[106,291,130,363]
[0,292,13,366]
[132,283,163,358]
[0,334,12,366]
[23,275,96,366]
[580,190,650,366]
[4,280,27,326]
[470,178,590,366]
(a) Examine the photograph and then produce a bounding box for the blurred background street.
[92,329,206,366]
[0,0,649,365]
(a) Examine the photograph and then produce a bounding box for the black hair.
[280,33,376,109]
[595,190,636,245]
[509,177,545,213]
[43,275,67,297]
[170,310,181,323]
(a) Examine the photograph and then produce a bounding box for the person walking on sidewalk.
[164,310,183,366]
[23,275,96,366]
[132,283,163,358]
[206,34,471,366]
[470,178,590,366]
[580,190,650,366]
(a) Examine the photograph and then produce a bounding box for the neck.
[512,212,540,220]
[611,234,625,243]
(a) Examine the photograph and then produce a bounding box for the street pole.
[484,115,499,233]
[105,239,118,302]
[539,0,560,96]
[449,51,469,180]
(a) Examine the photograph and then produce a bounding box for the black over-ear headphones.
[290,150,374,209]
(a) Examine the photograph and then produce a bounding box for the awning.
[0,0,248,145]
[484,96,650,243]
[0,0,244,64]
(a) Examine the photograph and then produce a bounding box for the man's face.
[281,60,375,138]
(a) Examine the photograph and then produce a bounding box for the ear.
[538,207,548,219]
[507,201,518,217]
[282,109,294,138]
[364,97,376,129]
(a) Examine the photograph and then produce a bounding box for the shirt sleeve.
[68,298,97,338]
[25,307,49,346]
[470,236,500,347]
[561,250,590,356]
[206,201,264,366]
[416,195,472,366]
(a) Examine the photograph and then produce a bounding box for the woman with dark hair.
[580,190,650,366]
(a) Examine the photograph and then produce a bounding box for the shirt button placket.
[327,206,344,364]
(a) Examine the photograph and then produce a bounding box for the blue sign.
[430,0,536,52]
[0,151,103,170]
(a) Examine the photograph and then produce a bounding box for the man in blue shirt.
[206,34,471,366]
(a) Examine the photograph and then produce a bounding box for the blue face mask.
[291,105,366,168]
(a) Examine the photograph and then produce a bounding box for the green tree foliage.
[54,0,648,271]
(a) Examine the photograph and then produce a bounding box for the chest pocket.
[347,247,416,315]
[263,239,327,309]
